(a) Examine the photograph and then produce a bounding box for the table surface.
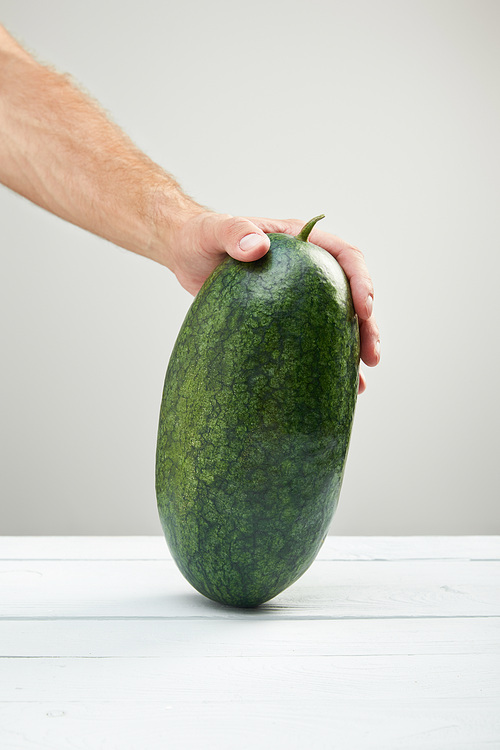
[1,535,499,749]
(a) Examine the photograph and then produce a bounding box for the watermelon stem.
[296,214,325,242]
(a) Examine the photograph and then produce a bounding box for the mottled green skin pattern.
[155,233,360,608]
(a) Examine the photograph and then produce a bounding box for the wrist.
[147,184,209,272]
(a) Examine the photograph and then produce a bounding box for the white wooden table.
[1,536,499,749]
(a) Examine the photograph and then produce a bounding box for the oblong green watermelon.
[155,216,360,607]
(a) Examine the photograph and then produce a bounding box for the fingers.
[197,213,380,376]
[214,216,270,262]
[247,217,374,319]
[175,213,272,296]
[305,229,374,322]
[360,315,380,368]
[358,369,367,394]
[316,233,380,368]
[247,216,381,370]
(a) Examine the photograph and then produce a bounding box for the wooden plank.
[324,536,500,561]
[0,698,498,750]
[1,617,499,657]
[1,697,498,750]
[1,536,498,750]
[1,654,499,702]
[1,536,499,561]
[1,559,499,619]
[0,536,168,560]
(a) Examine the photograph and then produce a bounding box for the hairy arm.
[0,25,379,388]
[0,25,207,266]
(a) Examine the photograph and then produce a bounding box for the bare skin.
[0,25,380,392]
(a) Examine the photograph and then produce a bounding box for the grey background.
[1,0,499,535]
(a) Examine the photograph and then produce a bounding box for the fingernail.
[366,294,374,318]
[375,340,381,360]
[239,233,263,252]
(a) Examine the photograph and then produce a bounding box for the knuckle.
[226,215,246,231]
[286,218,305,233]
[222,215,254,241]
[367,318,380,338]
[220,214,236,232]
[349,244,365,261]
[214,215,238,243]
[351,271,372,289]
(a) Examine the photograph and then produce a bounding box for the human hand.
[171,212,380,393]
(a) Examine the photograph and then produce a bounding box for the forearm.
[0,26,204,267]
[0,28,380,374]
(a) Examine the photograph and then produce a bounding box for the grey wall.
[1,0,499,535]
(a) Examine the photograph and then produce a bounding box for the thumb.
[216,216,270,262]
